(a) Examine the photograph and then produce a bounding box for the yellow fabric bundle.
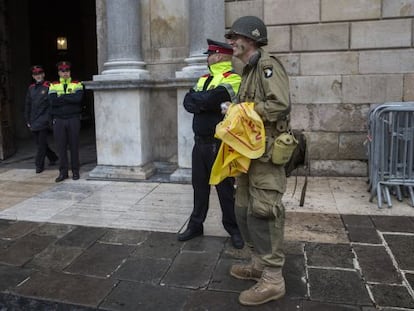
[209,102,265,185]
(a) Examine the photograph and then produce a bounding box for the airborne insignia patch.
[263,66,273,78]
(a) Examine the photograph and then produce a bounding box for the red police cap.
[31,65,44,74]
[57,61,71,71]
[204,38,233,55]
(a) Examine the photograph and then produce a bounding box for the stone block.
[225,0,263,28]
[338,133,367,160]
[311,160,367,176]
[267,26,290,52]
[383,0,414,17]
[290,76,342,104]
[359,49,414,74]
[342,74,403,104]
[404,73,414,101]
[291,103,370,132]
[351,19,411,49]
[307,132,339,160]
[301,52,359,75]
[321,0,381,21]
[274,53,300,76]
[292,23,349,51]
[264,0,319,25]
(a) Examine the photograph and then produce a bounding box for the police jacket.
[24,80,51,131]
[48,77,84,119]
[183,61,241,137]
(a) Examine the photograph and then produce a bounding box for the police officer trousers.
[53,117,80,174]
[32,129,58,169]
[234,160,286,268]
[189,136,240,236]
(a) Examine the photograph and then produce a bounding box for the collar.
[59,77,72,84]
[208,61,233,75]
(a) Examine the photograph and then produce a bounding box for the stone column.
[87,0,154,180]
[171,0,226,182]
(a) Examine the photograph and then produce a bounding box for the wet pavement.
[0,128,413,310]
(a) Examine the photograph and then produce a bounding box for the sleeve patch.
[263,66,273,78]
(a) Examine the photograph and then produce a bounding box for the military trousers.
[234,160,286,268]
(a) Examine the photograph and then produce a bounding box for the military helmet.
[225,16,268,46]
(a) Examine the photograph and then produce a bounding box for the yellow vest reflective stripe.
[48,77,83,96]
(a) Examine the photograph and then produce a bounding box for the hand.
[221,101,231,114]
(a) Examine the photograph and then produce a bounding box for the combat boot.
[230,254,263,281]
[238,267,285,306]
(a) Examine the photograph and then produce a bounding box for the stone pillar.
[87,0,154,180]
[171,0,226,182]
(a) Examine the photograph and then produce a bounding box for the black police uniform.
[24,68,58,172]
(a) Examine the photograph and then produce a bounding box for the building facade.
[1,0,414,179]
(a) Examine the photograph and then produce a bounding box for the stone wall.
[225,0,414,176]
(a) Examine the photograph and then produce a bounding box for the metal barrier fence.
[367,102,414,208]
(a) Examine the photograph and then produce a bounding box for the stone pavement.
[0,129,414,310]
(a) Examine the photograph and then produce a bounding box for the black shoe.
[55,173,68,183]
[231,233,244,249]
[36,167,44,174]
[177,227,203,241]
[72,172,80,180]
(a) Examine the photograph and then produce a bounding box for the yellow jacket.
[209,102,265,185]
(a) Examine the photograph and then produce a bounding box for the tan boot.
[238,268,285,306]
[230,255,263,281]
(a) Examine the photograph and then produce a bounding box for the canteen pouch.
[272,132,298,165]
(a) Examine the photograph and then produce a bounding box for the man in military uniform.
[224,16,291,305]
[49,61,84,182]
[177,39,244,249]
[24,65,58,173]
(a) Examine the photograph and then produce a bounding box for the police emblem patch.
[264,67,273,78]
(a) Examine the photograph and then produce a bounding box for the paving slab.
[12,270,116,308]
[369,283,414,309]
[64,242,135,278]
[305,243,354,269]
[100,281,191,311]
[406,273,414,290]
[209,258,255,292]
[0,221,40,240]
[56,226,107,248]
[26,244,85,271]
[302,300,361,311]
[0,292,96,311]
[113,257,171,284]
[353,245,401,283]
[341,214,375,228]
[98,228,150,245]
[371,215,414,233]
[0,233,57,266]
[0,265,34,292]
[308,268,372,305]
[162,250,219,289]
[285,212,349,243]
[131,231,181,259]
[346,226,381,244]
[383,234,414,271]
[284,254,307,298]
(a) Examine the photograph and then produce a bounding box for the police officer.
[49,61,84,182]
[24,65,58,173]
[177,39,244,249]
[224,16,291,305]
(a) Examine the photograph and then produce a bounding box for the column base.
[88,163,155,181]
[170,168,192,183]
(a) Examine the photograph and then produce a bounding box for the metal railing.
[367,102,414,208]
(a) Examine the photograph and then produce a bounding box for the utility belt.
[194,135,219,144]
